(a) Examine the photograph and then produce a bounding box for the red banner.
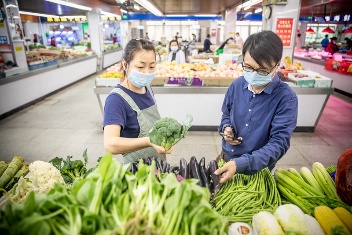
[275,18,293,47]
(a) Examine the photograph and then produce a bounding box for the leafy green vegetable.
[149,114,193,150]
[49,149,89,185]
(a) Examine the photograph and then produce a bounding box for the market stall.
[0,54,98,117]
[102,47,123,69]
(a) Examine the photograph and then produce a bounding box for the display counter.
[0,55,98,118]
[94,85,333,132]
[293,56,352,95]
[102,48,123,69]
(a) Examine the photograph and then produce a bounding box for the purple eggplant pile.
[130,156,221,194]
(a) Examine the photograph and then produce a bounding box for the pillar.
[87,10,104,70]
[262,0,302,59]
[224,8,237,40]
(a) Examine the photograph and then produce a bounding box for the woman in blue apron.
[103,39,172,164]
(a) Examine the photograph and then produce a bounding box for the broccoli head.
[149,115,193,150]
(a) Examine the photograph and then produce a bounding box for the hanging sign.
[275,18,294,47]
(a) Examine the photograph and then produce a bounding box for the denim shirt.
[219,75,298,175]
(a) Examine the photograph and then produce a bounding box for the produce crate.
[151,77,167,86]
[202,77,220,86]
[219,77,236,86]
[314,76,333,88]
[28,62,46,71]
[167,77,203,86]
[288,73,315,87]
[44,60,58,67]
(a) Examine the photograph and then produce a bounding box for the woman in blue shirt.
[215,31,298,182]
[103,39,172,164]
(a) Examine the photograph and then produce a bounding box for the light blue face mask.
[243,70,273,87]
[128,69,156,88]
[171,46,178,52]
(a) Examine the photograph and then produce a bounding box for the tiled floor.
[0,73,351,172]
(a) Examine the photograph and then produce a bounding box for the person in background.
[103,39,173,164]
[295,33,302,49]
[167,40,185,64]
[33,38,41,46]
[113,34,117,44]
[192,33,197,42]
[325,37,339,54]
[216,37,234,55]
[214,30,298,182]
[344,37,352,50]
[50,36,56,47]
[235,32,244,48]
[203,34,213,53]
[145,32,149,40]
[321,34,329,48]
[175,32,179,41]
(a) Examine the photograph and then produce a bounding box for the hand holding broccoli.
[149,114,193,150]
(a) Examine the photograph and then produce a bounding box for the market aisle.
[0,74,351,170]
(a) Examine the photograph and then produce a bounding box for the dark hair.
[325,35,329,38]
[207,34,210,38]
[168,39,179,52]
[122,39,156,76]
[242,30,283,68]
[331,37,337,41]
[218,37,234,50]
[297,33,301,37]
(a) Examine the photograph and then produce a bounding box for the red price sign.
[275,18,294,47]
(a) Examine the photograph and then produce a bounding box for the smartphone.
[219,132,243,143]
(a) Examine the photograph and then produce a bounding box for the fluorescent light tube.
[195,14,218,17]
[255,8,262,13]
[237,0,262,11]
[166,15,188,17]
[45,0,92,11]
[101,11,120,17]
[121,9,127,13]
[134,0,163,16]
[19,11,57,18]
[6,4,18,8]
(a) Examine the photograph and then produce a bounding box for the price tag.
[15,46,22,52]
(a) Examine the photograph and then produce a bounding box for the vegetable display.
[213,165,281,225]
[49,149,90,185]
[0,153,228,235]
[149,114,193,150]
[314,206,350,235]
[274,163,350,216]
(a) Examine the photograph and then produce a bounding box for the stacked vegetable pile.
[99,63,124,79]
[0,157,28,197]
[0,153,228,235]
[213,163,281,225]
[274,162,350,216]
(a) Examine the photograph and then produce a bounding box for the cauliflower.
[149,114,193,150]
[10,161,64,203]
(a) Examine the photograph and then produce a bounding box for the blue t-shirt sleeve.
[103,93,127,129]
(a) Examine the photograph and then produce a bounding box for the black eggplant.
[131,163,138,174]
[142,158,148,165]
[161,162,167,173]
[165,162,170,173]
[156,157,163,169]
[155,159,162,170]
[207,162,214,193]
[190,156,203,187]
[199,157,210,190]
[209,160,221,194]
[180,158,189,179]
[170,166,180,175]
[146,157,153,165]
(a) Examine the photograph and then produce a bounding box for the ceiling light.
[63,15,86,18]
[115,0,124,3]
[236,0,262,11]
[134,4,140,11]
[134,0,163,16]
[306,27,315,34]
[121,9,127,14]
[322,26,335,34]
[59,24,64,29]
[5,4,18,8]
[45,0,92,11]
[195,14,218,17]
[104,24,109,28]
[255,8,262,13]
[101,11,120,17]
[166,15,188,17]
[19,11,57,18]
[244,6,251,10]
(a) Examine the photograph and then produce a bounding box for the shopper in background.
[325,36,339,54]
[344,37,352,50]
[321,34,329,48]
[145,32,149,40]
[235,32,244,48]
[103,39,173,164]
[113,34,117,44]
[50,37,56,47]
[167,39,185,64]
[214,30,298,182]
[203,34,213,53]
[192,33,197,42]
[216,37,234,55]
[175,32,179,41]
[295,33,302,49]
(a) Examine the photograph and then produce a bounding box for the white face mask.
[171,46,178,52]
[128,69,156,88]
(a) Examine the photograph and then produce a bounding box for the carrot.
[0,156,24,188]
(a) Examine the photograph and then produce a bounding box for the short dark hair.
[207,34,210,38]
[325,35,329,38]
[242,30,283,68]
[168,39,179,52]
[122,39,156,75]
[297,33,301,37]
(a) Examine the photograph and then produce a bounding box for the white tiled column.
[87,10,104,70]
[224,8,237,40]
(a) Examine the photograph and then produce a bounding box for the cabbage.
[252,211,284,235]
[274,204,310,235]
